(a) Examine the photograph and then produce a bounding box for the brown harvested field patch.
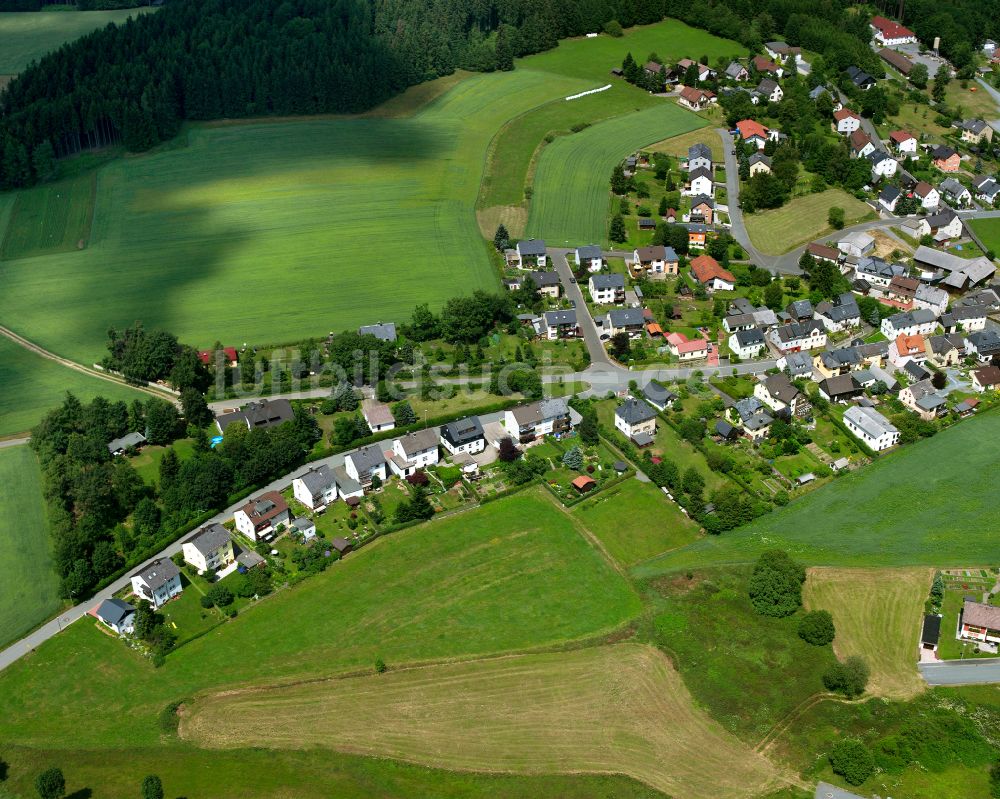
[871,229,910,259]
[803,567,931,700]
[647,127,724,161]
[180,643,787,799]
[477,204,527,238]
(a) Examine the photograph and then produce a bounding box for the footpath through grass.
[0,335,149,437]
[0,8,153,75]
[635,410,1000,575]
[745,189,874,255]
[0,489,640,748]
[0,446,59,650]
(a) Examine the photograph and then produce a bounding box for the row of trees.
[30,392,319,598]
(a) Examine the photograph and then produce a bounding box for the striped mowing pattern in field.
[0,70,586,363]
[180,644,786,799]
[804,567,930,699]
[0,9,154,75]
[526,103,707,246]
[634,410,1000,576]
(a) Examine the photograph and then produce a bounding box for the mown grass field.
[0,744,665,799]
[0,446,59,650]
[0,69,586,362]
[181,644,784,799]
[969,217,1000,255]
[0,172,95,260]
[648,127,724,160]
[745,189,874,255]
[0,335,149,437]
[525,104,706,245]
[803,567,930,700]
[0,8,153,75]
[573,479,700,566]
[0,489,640,747]
[634,411,1000,576]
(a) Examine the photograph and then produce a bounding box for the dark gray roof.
[734,396,765,422]
[715,419,737,438]
[107,432,147,454]
[743,411,773,431]
[786,299,814,319]
[734,328,765,346]
[183,523,231,557]
[216,398,295,431]
[296,464,335,495]
[969,330,1000,354]
[904,361,930,382]
[688,166,713,182]
[774,319,825,342]
[95,597,135,626]
[607,307,645,327]
[576,244,602,260]
[820,374,861,397]
[922,614,942,646]
[642,382,676,407]
[528,270,560,287]
[688,142,711,160]
[931,144,958,160]
[782,351,813,374]
[543,309,577,327]
[748,152,771,167]
[615,397,657,425]
[358,322,397,341]
[960,119,987,134]
[516,239,546,256]
[509,398,569,427]
[886,308,936,328]
[348,443,387,473]
[133,558,179,592]
[879,185,901,203]
[395,428,440,457]
[757,78,779,93]
[590,273,625,290]
[441,415,485,446]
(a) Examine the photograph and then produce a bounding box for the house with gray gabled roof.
[899,379,947,420]
[913,283,950,316]
[748,152,772,175]
[687,142,712,172]
[785,299,814,322]
[504,398,571,443]
[358,322,397,341]
[539,309,578,340]
[878,184,900,213]
[93,598,136,636]
[729,327,766,359]
[292,464,338,510]
[725,60,750,81]
[130,558,182,609]
[686,165,714,196]
[755,372,808,417]
[614,397,657,444]
[605,307,646,337]
[514,239,547,268]
[107,432,147,456]
[642,382,677,411]
[843,406,899,451]
[344,443,389,489]
[215,398,295,434]
[588,272,626,304]
[440,415,486,455]
[389,428,440,477]
[730,397,773,440]
[815,293,861,332]
[940,306,987,334]
[778,350,814,378]
[958,118,992,145]
[880,308,937,338]
[972,174,1000,203]
[967,330,1000,361]
[575,245,603,271]
[182,523,234,574]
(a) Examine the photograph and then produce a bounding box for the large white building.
[292,464,338,510]
[181,523,235,574]
[843,406,900,451]
[130,559,183,609]
[388,429,440,477]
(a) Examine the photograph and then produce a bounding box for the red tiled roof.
[870,15,915,40]
[889,130,914,144]
[198,347,238,364]
[833,108,859,122]
[895,333,926,355]
[690,254,735,285]
[849,130,872,150]
[736,119,769,140]
[752,55,780,73]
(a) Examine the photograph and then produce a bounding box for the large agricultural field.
[803,567,930,699]
[744,189,875,255]
[635,410,1000,576]
[0,171,95,260]
[0,489,641,747]
[181,644,786,799]
[0,446,60,651]
[0,335,149,437]
[0,8,153,76]
[525,104,706,245]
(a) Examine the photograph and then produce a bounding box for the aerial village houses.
[846,65,876,91]
[130,559,182,609]
[358,322,397,341]
[730,397,773,441]
[686,165,714,197]
[889,130,917,158]
[344,444,389,489]
[361,398,395,433]
[687,142,712,172]
[678,86,716,111]
[292,464,338,510]
[751,54,782,77]
[182,523,235,574]
[215,398,295,433]
[234,491,292,541]
[589,273,626,304]
[879,47,913,76]
[931,145,960,172]
[736,119,770,149]
[513,239,547,268]
[575,245,603,272]
[769,319,828,353]
[754,373,808,417]
[633,245,678,278]
[960,601,1000,646]
[870,15,916,46]
[614,398,657,447]
[389,428,440,476]
[503,398,571,444]
[690,254,735,292]
[833,108,861,135]
[748,153,771,175]
[606,307,647,338]
[93,598,136,636]
[843,406,900,451]
[971,365,1000,393]
[538,309,579,340]
[440,415,486,455]
[899,379,947,420]
[959,119,993,146]
[665,331,709,361]
[881,309,937,339]
[729,327,766,359]
[849,130,875,159]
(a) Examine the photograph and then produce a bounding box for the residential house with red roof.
[689,254,736,292]
[870,16,917,46]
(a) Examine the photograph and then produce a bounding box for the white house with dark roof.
[633,245,678,278]
[881,308,937,338]
[389,428,440,477]
[687,142,712,172]
[344,444,389,488]
[754,373,808,417]
[973,175,1000,204]
[769,320,827,353]
[605,307,646,338]
[514,239,547,268]
[575,245,603,271]
[182,523,234,574]
[729,328,766,359]
[588,273,625,304]
[939,178,971,207]
[868,149,897,179]
[686,166,714,197]
[292,464,338,510]
[440,415,486,455]
[215,398,295,434]
[843,406,899,451]
[234,491,292,541]
[967,330,1000,362]
[642,382,677,411]
[130,559,182,609]
[913,284,950,316]
[614,398,657,445]
[940,306,987,334]
[539,309,578,340]
[93,598,136,635]
[814,293,861,332]
[503,398,571,443]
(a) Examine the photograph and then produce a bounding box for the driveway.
[919,658,1000,686]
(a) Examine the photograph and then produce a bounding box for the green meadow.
[526,104,706,245]
[0,446,59,650]
[0,8,153,76]
[969,217,1000,255]
[634,411,1000,577]
[0,335,149,437]
[0,490,640,747]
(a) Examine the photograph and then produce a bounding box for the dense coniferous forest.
[1,0,998,189]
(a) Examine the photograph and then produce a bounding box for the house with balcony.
[130,559,183,609]
[503,398,571,444]
[234,491,292,541]
[182,523,235,575]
